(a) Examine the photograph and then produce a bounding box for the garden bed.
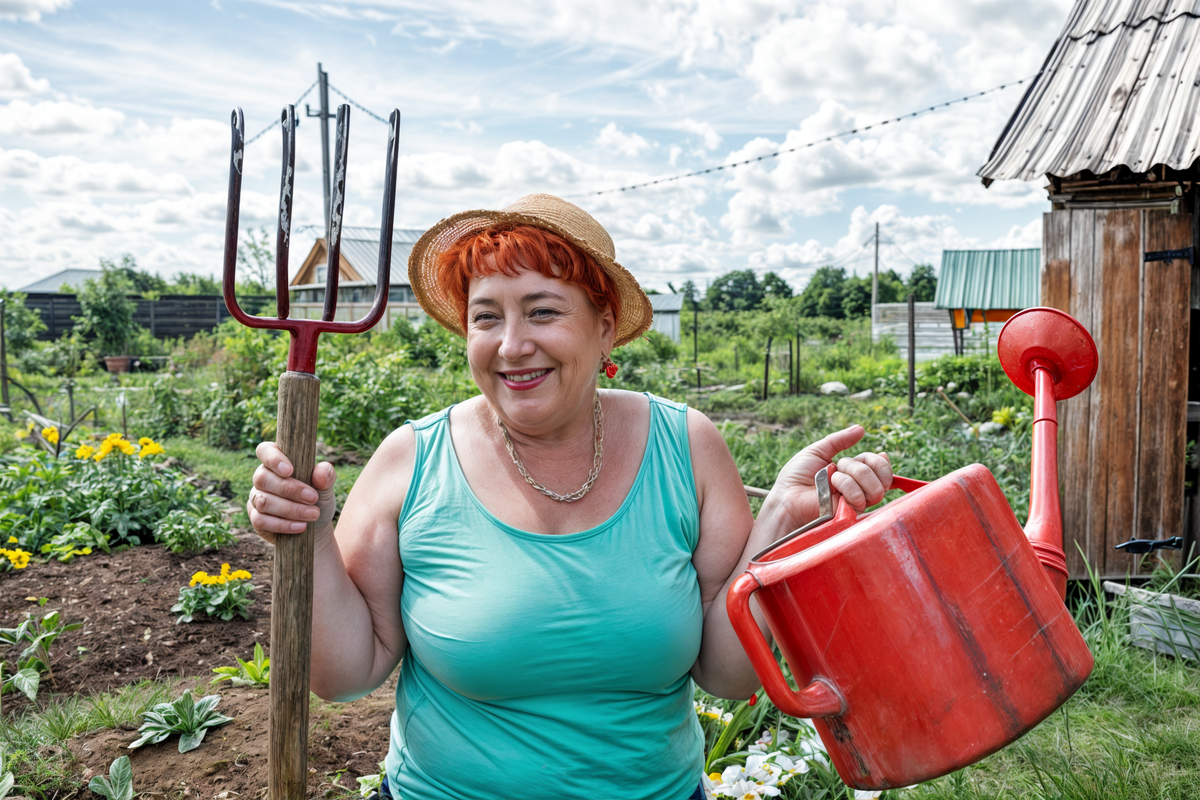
[1,536,395,798]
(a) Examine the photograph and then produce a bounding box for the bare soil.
[1,536,396,799]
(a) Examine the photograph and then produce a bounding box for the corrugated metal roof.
[934,249,1042,310]
[979,0,1200,182]
[330,228,423,285]
[17,269,103,293]
[648,293,684,312]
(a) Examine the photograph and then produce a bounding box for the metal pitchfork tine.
[222,102,401,800]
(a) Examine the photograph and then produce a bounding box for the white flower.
[748,728,792,753]
[711,779,781,799]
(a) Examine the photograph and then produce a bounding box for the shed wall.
[1042,207,1191,578]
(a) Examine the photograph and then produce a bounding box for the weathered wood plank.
[1136,209,1191,572]
[1064,209,1095,577]
[1100,209,1142,577]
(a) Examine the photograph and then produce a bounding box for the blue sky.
[0,0,1072,293]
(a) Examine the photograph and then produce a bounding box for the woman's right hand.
[248,441,338,545]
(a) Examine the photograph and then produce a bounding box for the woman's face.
[465,263,615,435]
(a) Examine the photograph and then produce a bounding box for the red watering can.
[728,307,1098,791]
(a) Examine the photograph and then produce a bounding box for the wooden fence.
[24,294,274,340]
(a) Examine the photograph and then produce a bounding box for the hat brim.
[407,207,653,348]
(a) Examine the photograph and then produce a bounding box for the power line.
[575,76,1036,198]
[328,83,391,125]
[244,79,320,145]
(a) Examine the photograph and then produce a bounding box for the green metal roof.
[934,249,1041,310]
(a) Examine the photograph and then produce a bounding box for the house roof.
[292,227,424,287]
[979,0,1200,183]
[16,269,103,293]
[648,293,684,312]
[934,249,1042,310]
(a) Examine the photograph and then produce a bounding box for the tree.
[707,270,764,312]
[678,279,700,311]
[907,264,937,301]
[797,266,847,318]
[169,273,222,295]
[237,227,273,292]
[0,291,46,354]
[101,255,168,298]
[75,264,138,355]
[761,272,794,300]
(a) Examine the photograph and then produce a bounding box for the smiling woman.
[246,193,894,800]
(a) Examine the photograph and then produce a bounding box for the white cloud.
[677,118,722,151]
[746,7,943,104]
[0,99,124,136]
[0,0,71,22]
[0,53,48,96]
[595,122,652,157]
[0,148,194,196]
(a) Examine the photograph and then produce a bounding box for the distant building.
[648,293,684,342]
[934,249,1041,355]
[16,269,103,293]
[290,227,426,327]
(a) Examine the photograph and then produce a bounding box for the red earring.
[601,355,618,379]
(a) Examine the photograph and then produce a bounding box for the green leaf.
[89,756,136,800]
[1,771,15,800]
[178,728,206,753]
[12,667,39,701]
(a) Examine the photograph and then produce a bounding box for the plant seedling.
[0,745,14,800]
[0,659,40,702]
[129,691,233,753]
[88,755,135,800]
[211,642,269,687]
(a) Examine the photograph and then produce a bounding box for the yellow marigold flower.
[2,548,31,569]
[41,426,59,444]
[104,432,123,442]
[6,536,16,544]
[76,444,95,459]
[138,437,155,447]
[116,439,136,456]
[190,570,209,587]
[138,442,164,458]
[229,570,252,580]
[220,563,231,577]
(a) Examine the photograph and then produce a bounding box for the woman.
[248,194,893,800]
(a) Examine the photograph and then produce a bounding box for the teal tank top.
[385,394,705,800]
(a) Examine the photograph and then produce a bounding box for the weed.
[129,690,233,753]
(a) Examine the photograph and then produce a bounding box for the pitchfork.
[222,103,400,800]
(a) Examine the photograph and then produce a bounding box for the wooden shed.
[980,0,1200,578]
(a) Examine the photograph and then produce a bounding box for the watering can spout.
[997,308,1098,601]
[1025,362,1069,599]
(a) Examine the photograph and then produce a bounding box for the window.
[316,266,327,283]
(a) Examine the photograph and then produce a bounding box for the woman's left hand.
[764,424,893,532]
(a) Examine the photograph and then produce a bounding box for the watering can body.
[729,464,1094,789]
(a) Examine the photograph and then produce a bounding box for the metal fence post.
[907,293,916,413]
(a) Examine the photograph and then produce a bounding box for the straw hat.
[407,193,653,348]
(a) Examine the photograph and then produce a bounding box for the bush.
[0,437,231,555]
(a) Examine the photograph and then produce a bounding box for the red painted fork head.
[222,104,402,374]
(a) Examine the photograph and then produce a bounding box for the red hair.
[436,225,622,330]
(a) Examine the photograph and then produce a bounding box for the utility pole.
[305,63,333,239]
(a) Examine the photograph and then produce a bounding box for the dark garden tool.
[728,307,1099,791]
[222,103,400,800]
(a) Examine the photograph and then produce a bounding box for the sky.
[0,0,1073,294]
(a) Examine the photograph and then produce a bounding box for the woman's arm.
[248,424,415,701]
[687,412,891,698]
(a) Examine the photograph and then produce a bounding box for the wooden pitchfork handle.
[222,103,401,800]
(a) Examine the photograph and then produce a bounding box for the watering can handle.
[728,573,847,718]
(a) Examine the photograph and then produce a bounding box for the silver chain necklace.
[496,393,603,503]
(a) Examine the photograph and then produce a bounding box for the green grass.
[161,436,365,528]
[1,678,179,799]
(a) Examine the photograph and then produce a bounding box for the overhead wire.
[244,79,320,145]
[328,83,392,125]
[575,76,1037,198]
